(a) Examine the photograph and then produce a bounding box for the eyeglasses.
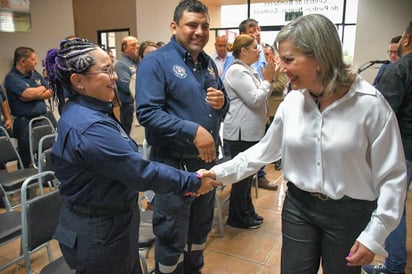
[85,66,117,79]
[387,50,398,55]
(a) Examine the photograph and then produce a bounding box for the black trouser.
[281,183,377,274]
[13,116,47,168]
[225,139,258,226]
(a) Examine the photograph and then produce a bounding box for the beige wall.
[353,0,412,83]
[0,0,411,87]
[0,0,74,84]
[73,0,136,42]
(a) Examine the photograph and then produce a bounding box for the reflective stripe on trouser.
[158,254,184,274]
[158,243,206,273]
[153,190,215,274]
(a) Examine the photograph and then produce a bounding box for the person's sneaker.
[258,177,278,191]
[362,264,398,274]
[274,159,282,171]
[254,213,264,224]
[227,219,261,229]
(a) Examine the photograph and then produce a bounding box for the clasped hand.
[185,169,221,197]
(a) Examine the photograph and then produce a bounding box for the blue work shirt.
[4,67,49,117]
[136,37,229,154]
[115,55,138,104]
[51,95,202,207]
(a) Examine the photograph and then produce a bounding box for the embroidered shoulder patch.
[173,65,187,79]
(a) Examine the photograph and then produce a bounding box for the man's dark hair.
[390,35,402,44]
[13,47,34,65]
[173,0,208,23]
[405,21,412,36]
[238,18,258,33]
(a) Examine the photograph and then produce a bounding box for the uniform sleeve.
[78,122,201,194]
[136,56,199,141]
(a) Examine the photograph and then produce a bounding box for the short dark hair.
[173,0,208,23]
[13,47,34,65]
[390,35,402,44]
[239,18,258,34]
[405,21,412,37]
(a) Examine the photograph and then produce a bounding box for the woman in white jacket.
[223,34,277,229]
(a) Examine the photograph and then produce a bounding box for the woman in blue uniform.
[45,38,220,274]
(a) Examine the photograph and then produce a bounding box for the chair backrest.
[21,171,61,272]
[38,133,56,173]
[0,126,23,168]
[29,116,56,169]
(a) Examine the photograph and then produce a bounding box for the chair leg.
[214,192,224,237]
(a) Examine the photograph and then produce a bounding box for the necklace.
[309,91,325,109]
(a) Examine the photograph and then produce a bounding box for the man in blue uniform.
[4,46,53,167]
[115,35,139,134]
[136,1,229,273]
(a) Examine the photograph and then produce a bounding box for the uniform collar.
[170,36,209,66]
[72,95,114,115]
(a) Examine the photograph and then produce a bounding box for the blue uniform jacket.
[4,67,49,117]
[51,95,202,207]
[136,37,229,154]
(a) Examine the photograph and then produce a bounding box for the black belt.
[169,150,200,160]
[15,114,45,120]
[287,182,351,202]
[63,197,137,216]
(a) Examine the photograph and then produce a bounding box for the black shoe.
[274,160,282,171]
[227,219,261,229]
[254,213,264,223]
[258,177,278,191]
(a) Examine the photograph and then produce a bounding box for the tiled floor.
[2,164,412,274]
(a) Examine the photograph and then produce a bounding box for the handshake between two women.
[185,169,221,197]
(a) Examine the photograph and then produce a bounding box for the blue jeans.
[384,159,412,273]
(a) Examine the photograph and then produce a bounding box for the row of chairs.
[0,171,73,273]
[0,116,56,211]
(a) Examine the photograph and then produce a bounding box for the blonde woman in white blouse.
[200,14,407,274]
[223,34,277,229]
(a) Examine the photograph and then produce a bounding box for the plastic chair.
[0,126,37,211]
[20,171,74,274]
[29,116,56,169]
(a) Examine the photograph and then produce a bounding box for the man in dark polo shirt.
[4,46,53,167]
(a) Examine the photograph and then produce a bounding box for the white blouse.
[212,75,407,256]
[223,59,271,142]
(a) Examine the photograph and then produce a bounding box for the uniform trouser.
[120,103,134,135]
[281,183,377,274]
[54,203,141,274]
[150,153,215,274]
[13,116,46,168]
[384,159,412,273]
[225,140,257,226]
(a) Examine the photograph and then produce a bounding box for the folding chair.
[139,210,155,274]
[21,171,74,274]
[29,116,56,169]
[0,126,37,211]
[0,185,23,272]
